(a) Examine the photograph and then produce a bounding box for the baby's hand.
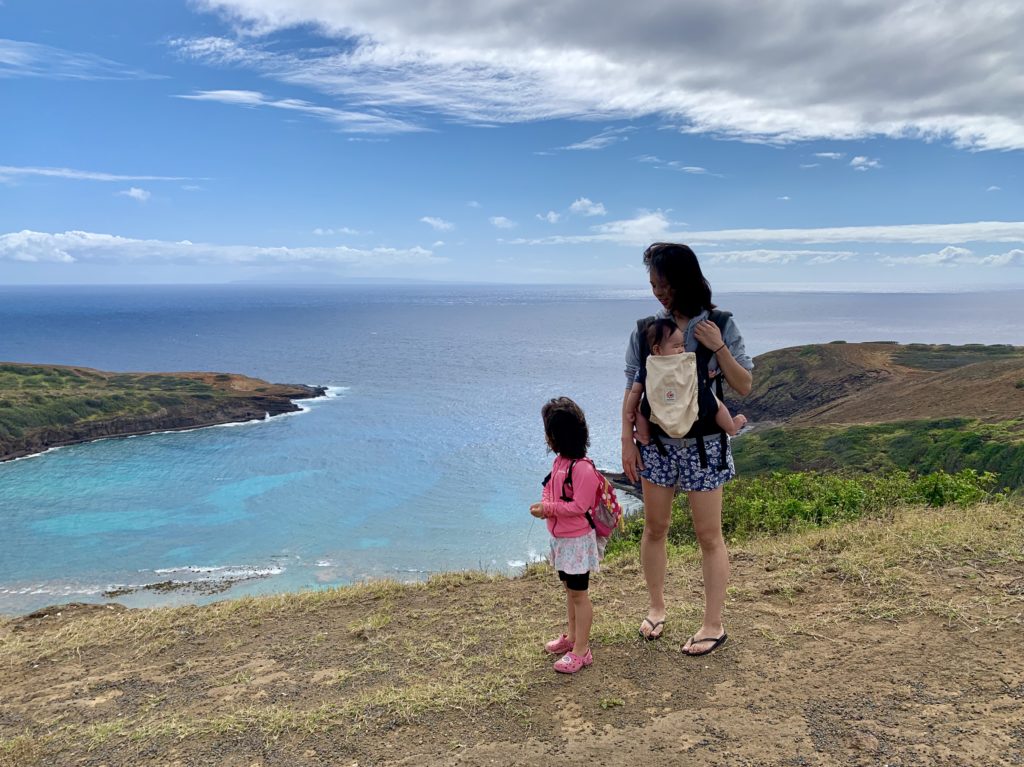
[529,503,546,519]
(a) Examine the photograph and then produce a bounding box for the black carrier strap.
[688,309,732,471]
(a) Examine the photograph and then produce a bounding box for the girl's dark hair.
[646,318,679,354]
[643,242,715,318]
[541,396,590,459]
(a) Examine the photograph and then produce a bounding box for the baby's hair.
[646,318,680,354]
[541,396,590,459]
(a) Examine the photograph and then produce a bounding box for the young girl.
[530,396,604,674]
[626,318,747,446]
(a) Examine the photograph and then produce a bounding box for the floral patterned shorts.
[639,436,735,492]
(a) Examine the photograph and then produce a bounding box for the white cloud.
[508,213,1024,247]
[799,163,820,169]
[118,187,151,202]
[537,211,562,224]
[850,155,882,171]
[490,216,517,229]
[706,249,856,264]
[814,152,845,160]
[983,248,1024,266]
[777,195,791,201]
[987,185,1002,192]
[569,197,607,217]
[420,216,454,231]
[467,200,482,208]
[881,245,1024,267]
[0,229,447,267]
[588,209,672,241]
[635,155,717,175]
[180,1,1024,149]
[177,89,421,133]
[561,127,634,151]
[313,226,360,235]
[0,165,194,182]
[0,38,159,80]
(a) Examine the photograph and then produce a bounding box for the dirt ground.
[2,503,1023,767]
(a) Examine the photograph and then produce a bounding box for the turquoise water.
[1,285,1022,614]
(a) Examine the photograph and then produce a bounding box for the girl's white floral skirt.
[549,529,606,575]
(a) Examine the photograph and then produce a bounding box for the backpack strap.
[560,459,577,502]
[578,457,600,530]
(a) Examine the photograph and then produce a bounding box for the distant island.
[0,363,326,462]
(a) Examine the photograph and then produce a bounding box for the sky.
[1,0,1023,290]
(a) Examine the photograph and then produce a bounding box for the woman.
[621,243,753,654]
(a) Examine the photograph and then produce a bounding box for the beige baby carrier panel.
[645,354,700,438]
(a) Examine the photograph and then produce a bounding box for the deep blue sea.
[1,285,1022,615]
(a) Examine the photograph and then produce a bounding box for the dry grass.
[1,499,1022,766]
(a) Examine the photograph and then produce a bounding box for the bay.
[1,284,1021,614]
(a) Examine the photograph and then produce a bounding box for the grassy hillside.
[732,342,1024,487]
[736,341,1024,424]
[0,363,324,461]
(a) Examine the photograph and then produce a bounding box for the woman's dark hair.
[646,318,679,354]
[541,396,590,459]
[643,242,715,318]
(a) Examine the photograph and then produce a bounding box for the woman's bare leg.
[684,487,729,653]
[639,478,675,637]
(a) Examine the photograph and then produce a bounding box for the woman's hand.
[529,503,546,519]
[693,319,724,351]
[622,439,644,484]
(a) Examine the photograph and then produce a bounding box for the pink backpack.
[548,458,623,538]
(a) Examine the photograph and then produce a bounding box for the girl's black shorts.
[557,570,590,591]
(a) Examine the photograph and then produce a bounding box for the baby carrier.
[637,309,732,470]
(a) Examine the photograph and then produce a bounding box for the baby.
[626,318,747,445]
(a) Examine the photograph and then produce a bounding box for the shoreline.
[0,394,323,464]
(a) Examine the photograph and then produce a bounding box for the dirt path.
[2,503,1023,767]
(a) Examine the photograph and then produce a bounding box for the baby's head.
[646,318,685,356]
[541,396,590,459]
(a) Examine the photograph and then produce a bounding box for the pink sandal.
[545,634,574,654]
[553,649,593,674]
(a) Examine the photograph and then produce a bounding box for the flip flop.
[683,633,727,656]
[639,617,665,641]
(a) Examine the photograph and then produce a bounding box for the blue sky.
[1,0,1022,289]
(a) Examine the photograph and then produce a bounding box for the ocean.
[1,284,1022,615]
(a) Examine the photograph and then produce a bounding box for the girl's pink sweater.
[542,455,600,539]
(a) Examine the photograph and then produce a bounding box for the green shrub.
[734,419,1024,488]
[604,469,1000,558]
[912,469,996,506]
